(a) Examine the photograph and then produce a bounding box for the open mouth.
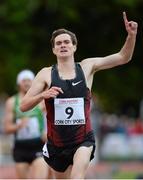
[60,49,68,53]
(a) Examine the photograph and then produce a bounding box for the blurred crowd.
[99,114,143,140]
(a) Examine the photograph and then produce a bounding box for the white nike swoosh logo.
[72,80,83,86]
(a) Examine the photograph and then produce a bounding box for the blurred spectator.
[3,70,48,179]
[127,118,143,135]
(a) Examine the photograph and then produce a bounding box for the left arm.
[81,12,138,72]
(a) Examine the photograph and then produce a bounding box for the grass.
[112,171,143,179]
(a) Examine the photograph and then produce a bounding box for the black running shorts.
[43,140,96,172]
[13,138,44,164]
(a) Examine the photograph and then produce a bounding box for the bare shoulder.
[35,67,52,81]
[80,58,99,65]
[79,58,95,71]
[34,66,52,88]
[5,96,15,108]
[37,67,52,76]
[80,57,103,72]
[80,58,92,67]
[79,58,100,89]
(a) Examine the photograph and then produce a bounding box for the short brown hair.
[51,28,77,48]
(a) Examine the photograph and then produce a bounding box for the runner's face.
[52,34,76,58]
[19,79,32,93]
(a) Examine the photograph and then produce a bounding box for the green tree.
[0,0,143,115]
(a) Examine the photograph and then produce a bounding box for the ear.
[52,48,56,55]
[73,45,77,52]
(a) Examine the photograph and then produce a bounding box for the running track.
[1,162,143,179]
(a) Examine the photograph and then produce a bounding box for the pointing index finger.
[123,11,128,23]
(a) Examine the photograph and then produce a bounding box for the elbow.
[4,127,11,134]
[119,53,132,65]
[20,100,28,112]
[123,57,132,64]
[121,58,131,65]
[20,104,27,112]
[5,130,10,134]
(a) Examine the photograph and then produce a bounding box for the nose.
[61,43,66,48]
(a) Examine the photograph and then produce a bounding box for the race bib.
[54,98,85,125]
[16,117,40,140]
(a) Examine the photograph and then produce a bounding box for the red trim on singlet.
[44,64,93,147]
[45,90,92,147]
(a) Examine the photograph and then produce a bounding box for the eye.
[64,40,70,44]
[55,41,62,46]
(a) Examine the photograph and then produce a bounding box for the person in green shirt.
[3,70,48,179]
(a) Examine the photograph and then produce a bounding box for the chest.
[52,64,87,97]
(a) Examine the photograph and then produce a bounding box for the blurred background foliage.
[0,0,143,115]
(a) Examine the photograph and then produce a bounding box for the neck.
[18,91,27,97]
[57,57,75,71]
[57,57,76,80]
